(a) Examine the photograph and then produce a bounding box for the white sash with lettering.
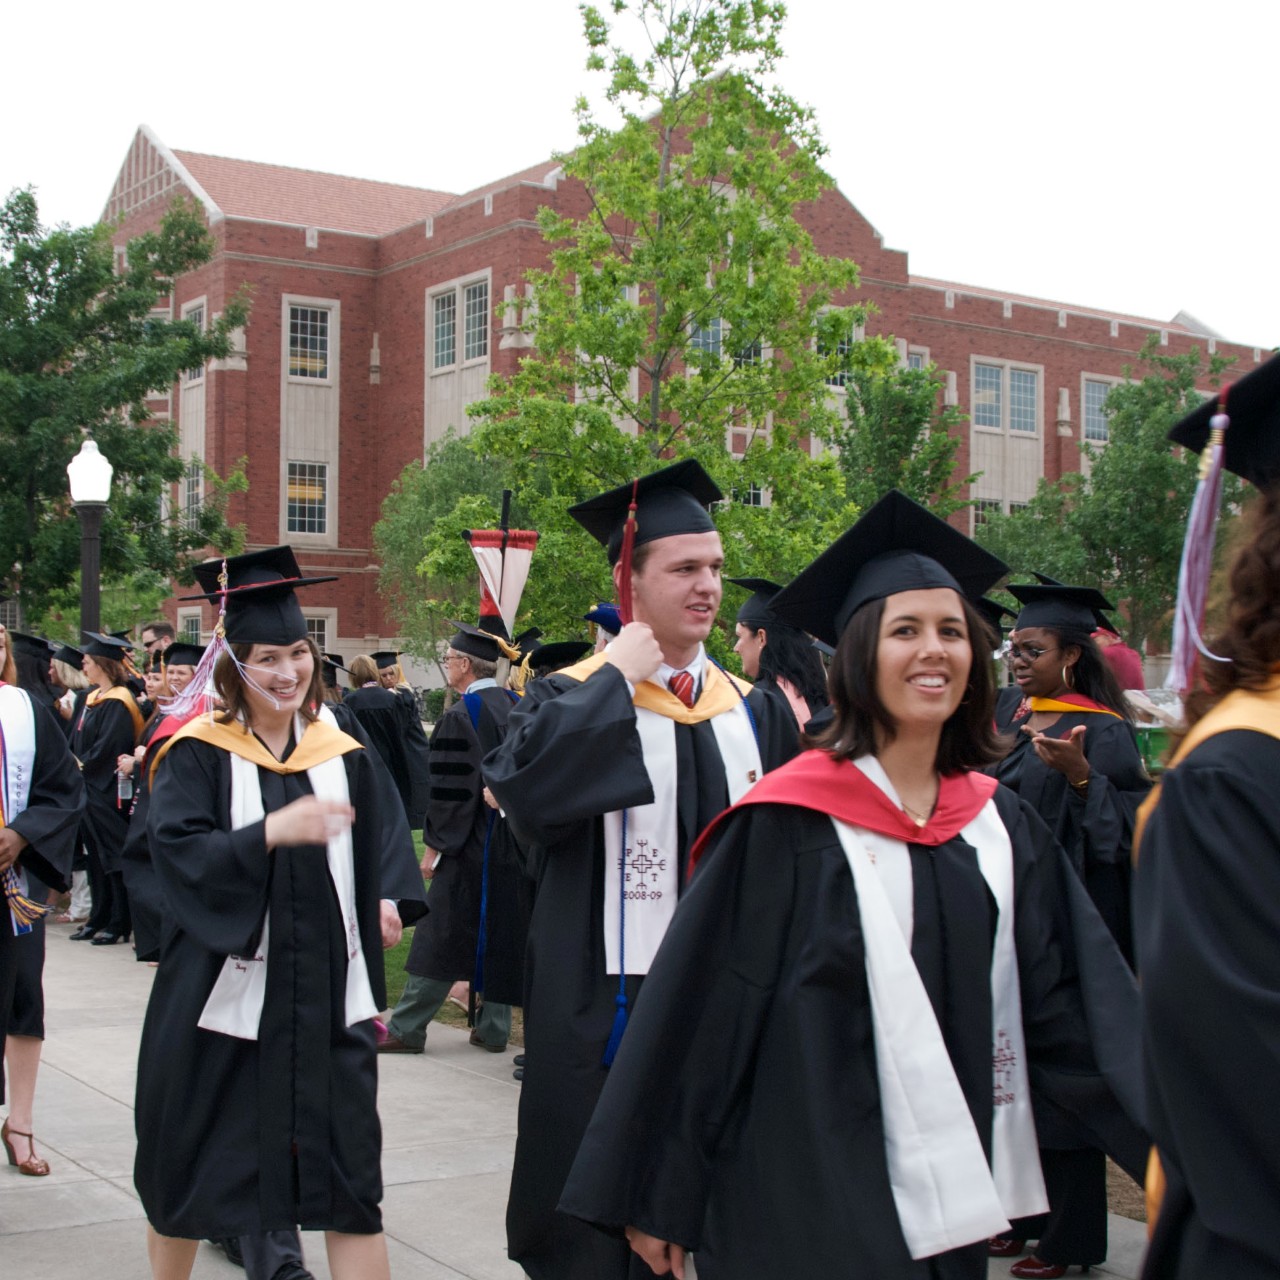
[198,711,379,1039]
[0,684,37,929]
[829,759,1045,1258]
[603,693,761,975]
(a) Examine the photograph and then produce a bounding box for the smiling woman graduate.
[558,491,1147,1280]
[134,548,427,1280]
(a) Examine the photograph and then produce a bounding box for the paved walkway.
[2,924,1149,1278]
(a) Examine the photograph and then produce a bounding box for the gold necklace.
[900,799,933,828]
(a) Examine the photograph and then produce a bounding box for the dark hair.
[14,649,57,709]
[142,621,175,642]
[88,655,130,688]
[1049,625,1132,721]
[754,622,829,707]
[214,638,323,727]
[809,594,1006,773]
[1185,486,1280,729]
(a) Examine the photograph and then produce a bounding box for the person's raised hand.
[604,622,664,686]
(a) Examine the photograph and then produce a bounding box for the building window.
[1083,379,1112,443]
[179,613,202,644]
[183,458,202,527]
[821,332,853,387]
[734,483,765,507]
[974,362,1040,434]
[433,292,457,369]
[689,317,722,360]
[287,461,328,535]
[0,598,21,628]
[289,306,329,379]
[971,498,1004,530]
[906,347,929,371]
[305,616,328,652]
[183,304,205,383]
[463,281,489,361]
[733,338,762,369]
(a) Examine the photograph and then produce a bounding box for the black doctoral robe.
[120,717,167,962]
[69,692,139,875]
[135,731,427,1239]
[404,684,528,1005]
[0,692,85,1101]
[483,662,798,1280]
[1136,729,1280,1279]
[344,684,430,826]
[560,783,1146,1280]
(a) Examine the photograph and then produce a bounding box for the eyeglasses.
[443,652,466,665]
[1006,644,1058,663]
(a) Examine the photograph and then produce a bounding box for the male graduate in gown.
[482,459,799,1280]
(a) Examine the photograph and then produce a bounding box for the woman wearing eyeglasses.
[987,580,1150,1280]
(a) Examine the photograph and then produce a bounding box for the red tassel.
[617,480,640,626]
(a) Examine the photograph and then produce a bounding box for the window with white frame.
[179,613,202,644]
[1083,378,1113,443]
[0,598,21,628]
[906,346,929,371]
[820,331,854,387]
[305,616,328,653]
[689,317,723,360]
[463,280,489,361]
[287,462,328,535]
[971,498,1003,531]
[973,361,1040,434]
[289,305,330,379]
[734,482,765,507]
[183,458,202,527]
[183,303,206,382]
[433,292,457,369]
[733,337,762,369]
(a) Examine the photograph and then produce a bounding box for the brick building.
[102,125,1268,666]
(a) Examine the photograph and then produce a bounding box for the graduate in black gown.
[135,547,427,1280]
[987,581,1151,1277]
[726,576,829,730]
[483,461,799,1280]
[559,491,1146,1280]
[1135,353,1280,1279]
[343,655,429,826]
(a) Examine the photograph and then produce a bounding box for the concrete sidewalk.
[2,924,1148,1278]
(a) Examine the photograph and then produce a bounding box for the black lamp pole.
[76,500,106,637]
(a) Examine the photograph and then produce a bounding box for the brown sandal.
[2,1119,51,1176]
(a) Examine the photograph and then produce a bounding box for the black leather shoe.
[513,1066,524,1082]
[69,925,99,941]
[271,1265,315,1280]
[211,1237,245,1267]
[91,931,126,945]
[513,1053,526,1067]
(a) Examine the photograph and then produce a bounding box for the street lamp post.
[67,440,114,638]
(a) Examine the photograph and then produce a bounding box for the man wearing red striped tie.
[484,459,799,1280]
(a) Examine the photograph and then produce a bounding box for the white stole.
[603,693,761,975]
[829,758,1046,1259]
[0,684,37,930]
[197,711,379,1039]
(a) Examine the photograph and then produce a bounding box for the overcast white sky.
[5,0,1275,349]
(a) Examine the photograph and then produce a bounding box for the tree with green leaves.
[975,337,1238,653]
[0,188,249,624]
[834,363,974,517]
[414,0,895,646]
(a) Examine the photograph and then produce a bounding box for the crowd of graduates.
[3,354,1280,1280]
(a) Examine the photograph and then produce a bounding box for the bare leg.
[3,1035,43,1165]
[146,1226,197,1280]
[325,1230,390,1280]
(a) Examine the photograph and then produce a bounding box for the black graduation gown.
[0,695,85,1100]
[560,785,1146,1280]
[1136,730,1280,1279]
[344,685,430,826]
[135,733,427,1239]
[752,672,826,732]
[993,687,1150,966]
[405,685,528,1005]
[121,718,167,962]
[70,693,139,875]
[482,662,798,1280]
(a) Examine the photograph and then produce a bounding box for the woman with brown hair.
[559,492,1146,1280]
[69,632,143,945]
[1135,354,1280,1280]
[135,547,426,1280]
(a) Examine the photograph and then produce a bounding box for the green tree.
[834,363,974,517]
[975,337,1238,652]
[0,188,250,617]
[440,0,893,644]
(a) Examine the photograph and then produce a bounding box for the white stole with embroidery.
[829,757,1045,1259]
[602,692,761,975]
[0,684,37,931]
[197,711,379,1039]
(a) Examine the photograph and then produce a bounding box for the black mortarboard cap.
[82,631,134,660]
[725,577,784,630]
[185,546,337,646]
[972,597,1017,635]
[8,631,56,661]
[52,643,84,667]
[568,459,722,564]
[162,642,206,667]
[584,602,622,636]
[370,651,401,670]
[445,621,503,664]
[1008,582,1115,632]
[1168,353,1280,490]
[770,491,1008,647]
[528,640,592,673]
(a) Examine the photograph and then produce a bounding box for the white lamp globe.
[67,440,114,504]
